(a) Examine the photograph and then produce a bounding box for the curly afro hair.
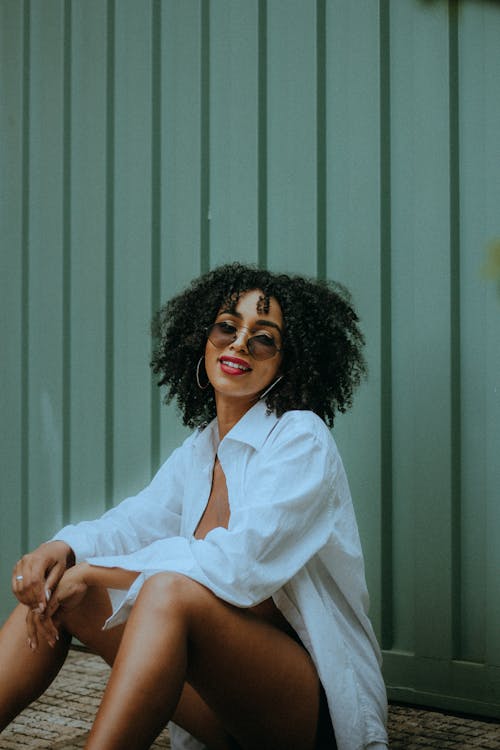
[150,263,367,429]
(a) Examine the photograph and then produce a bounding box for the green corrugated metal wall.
[1,0,499,718]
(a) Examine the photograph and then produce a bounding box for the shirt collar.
[193,400,280,456]
[222,400,280,451]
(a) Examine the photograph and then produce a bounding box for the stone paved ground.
[388,705,500,749]
[0,651,170,750]
[1,650,499,749]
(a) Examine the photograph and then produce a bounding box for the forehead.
[219,289,283,324]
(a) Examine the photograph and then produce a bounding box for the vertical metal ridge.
[105,0,115,510]
[200,0,210,274]
[258,0,267,269]
[316,0,326,281]
[448,0,462,661]
[150,0,162,474]
[379,0,394,650]
[62,0,72,525]
[21,0,31,552]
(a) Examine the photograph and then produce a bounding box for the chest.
[194,457,230,539]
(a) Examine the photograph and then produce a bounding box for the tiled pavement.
[0,650,169,750]
[1,649,499,749]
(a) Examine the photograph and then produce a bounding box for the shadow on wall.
[482,240,500,299]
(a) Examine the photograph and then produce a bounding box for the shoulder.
[247,410,346,501]
[267,409,339,456]
[274,409,333,440]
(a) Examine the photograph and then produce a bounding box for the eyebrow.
[219,309,283,334]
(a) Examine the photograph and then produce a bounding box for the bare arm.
[27,562,140,651]
[44,562,140,620]
[82,562,140,590]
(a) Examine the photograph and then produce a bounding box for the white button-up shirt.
[54,401,388,750]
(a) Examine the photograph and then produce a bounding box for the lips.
[219,356,252,375]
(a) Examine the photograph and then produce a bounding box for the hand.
[12,541,75,615]
[44,563,90,621]
[25,607,60,651]
[26,564,90,651]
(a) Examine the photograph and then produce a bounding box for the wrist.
[43,540,75,568]
[78,562,93,586]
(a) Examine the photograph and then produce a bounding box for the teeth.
[222,360,249,371]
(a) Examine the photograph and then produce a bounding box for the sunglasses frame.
[205,322,282,361]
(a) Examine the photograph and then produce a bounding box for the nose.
[230,326,250,352]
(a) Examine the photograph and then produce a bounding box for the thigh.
[144,573,322,750]
[57,585,125,667]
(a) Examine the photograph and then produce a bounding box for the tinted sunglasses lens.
[248,336,278,360]
[207,323,234,347]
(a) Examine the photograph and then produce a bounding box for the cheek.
[204,341,219,376]
[271,351,283,373]
[261,356,282,383]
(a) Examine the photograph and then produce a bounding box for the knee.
[137,572,207,620]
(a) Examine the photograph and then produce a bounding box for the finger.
[45,561,65,595]
[47,615,60,647]
[12,559,37,608]
[25,610,39,652]
[39,615,59,648]
[12,557,29,595]
[32,608,59,649]
[12,570,25,597]
[36,557,70,613]
[45,591,60,620]
[26,557,53,613]
[12,556,46,611]
[32,566,51,615]
[32,587,53,618]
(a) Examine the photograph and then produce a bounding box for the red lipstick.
[219,356,252,376]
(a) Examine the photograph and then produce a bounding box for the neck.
[215,394,255,441]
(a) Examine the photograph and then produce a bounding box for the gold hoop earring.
[196,356,210,390]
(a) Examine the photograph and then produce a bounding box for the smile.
[219,357,252,375]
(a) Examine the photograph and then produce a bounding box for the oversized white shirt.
[53,401,388,750]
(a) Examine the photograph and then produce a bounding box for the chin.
[213,380,260,401]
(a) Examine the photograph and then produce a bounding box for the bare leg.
[0,585,122,731]
[0,604,71,730]
[58,586,124,666]
[86,573,321,750]
[0,587,231,748]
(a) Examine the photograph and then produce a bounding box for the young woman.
[1,264,388,750]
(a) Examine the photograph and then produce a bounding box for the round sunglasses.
[206,321,282,361]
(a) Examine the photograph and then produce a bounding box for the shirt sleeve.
[87,419,338,609]
[52,440,187,561]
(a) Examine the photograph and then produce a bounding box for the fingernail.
[45,589,51,601]
[26,638,31,649]
[30,641,37,651]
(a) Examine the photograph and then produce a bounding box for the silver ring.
[15,575,24,581]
